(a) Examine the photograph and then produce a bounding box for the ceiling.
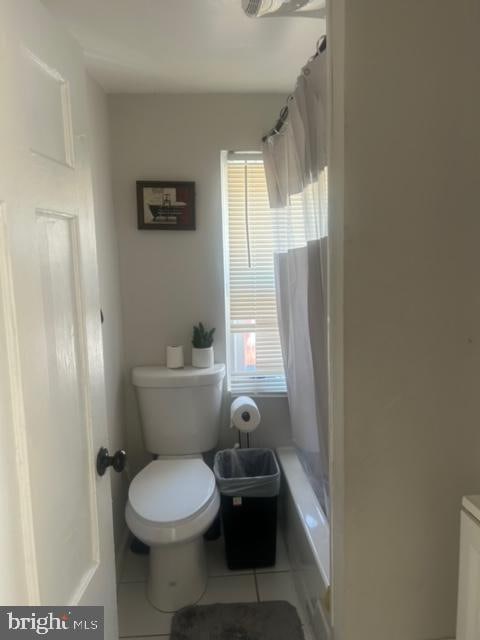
[42,0,325,93]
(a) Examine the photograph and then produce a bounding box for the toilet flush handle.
[96,447,127,476]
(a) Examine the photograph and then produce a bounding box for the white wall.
[331,2,480,639]
[108,94,293,473]
[86,75,128,557]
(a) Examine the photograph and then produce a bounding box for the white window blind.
[223,153,287,394]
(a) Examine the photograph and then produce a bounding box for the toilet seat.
[126,457,219,546]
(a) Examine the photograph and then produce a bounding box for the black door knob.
[97,447,127,476]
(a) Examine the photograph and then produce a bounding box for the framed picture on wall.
[136,181,196,230]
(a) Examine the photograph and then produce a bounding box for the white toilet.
[126,364,226,612]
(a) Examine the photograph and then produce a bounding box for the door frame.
[326,0,346,637]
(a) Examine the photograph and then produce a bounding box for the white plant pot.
[192,346,214,369]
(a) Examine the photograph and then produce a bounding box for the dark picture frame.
[136,181,196,230]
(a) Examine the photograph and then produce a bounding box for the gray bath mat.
[170,601,305,640]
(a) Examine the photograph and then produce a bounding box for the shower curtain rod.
[262,35,327,143]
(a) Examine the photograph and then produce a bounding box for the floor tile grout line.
[253,571,260,602]
[207,576,253,580]
[255,569,291,576]
[207,573,255,581]
[121,569,289,582]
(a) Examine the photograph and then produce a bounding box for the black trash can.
[214,448,280,570]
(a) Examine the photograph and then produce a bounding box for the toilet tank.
[132,364,226,455]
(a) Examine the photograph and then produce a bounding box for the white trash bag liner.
[214,448,280,498]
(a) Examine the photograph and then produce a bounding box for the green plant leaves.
[192,322,216,348]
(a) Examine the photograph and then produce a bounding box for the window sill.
[228,390,288,399]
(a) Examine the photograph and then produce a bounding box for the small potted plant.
[192,322,215,368]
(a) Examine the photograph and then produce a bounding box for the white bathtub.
[276,447,331,640]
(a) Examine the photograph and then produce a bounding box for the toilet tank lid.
[132,364,225,388]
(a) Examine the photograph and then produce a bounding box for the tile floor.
[117,530,313,639]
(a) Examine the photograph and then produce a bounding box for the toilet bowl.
[127,364,225,612]
[126,456,219,611]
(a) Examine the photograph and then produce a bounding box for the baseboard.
[115,524,131,584]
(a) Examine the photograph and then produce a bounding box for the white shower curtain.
[263,41,329,514]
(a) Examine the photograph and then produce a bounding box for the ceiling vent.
[242,0,325,18]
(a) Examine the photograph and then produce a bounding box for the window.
[222,152,287,394]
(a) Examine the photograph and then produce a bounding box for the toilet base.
[147,537,207,612]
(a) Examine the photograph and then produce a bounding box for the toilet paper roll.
[166,345,184,369]
[230,396,261,433]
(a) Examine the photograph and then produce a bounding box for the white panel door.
[457,510,480,640]
[0,0,118,636]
